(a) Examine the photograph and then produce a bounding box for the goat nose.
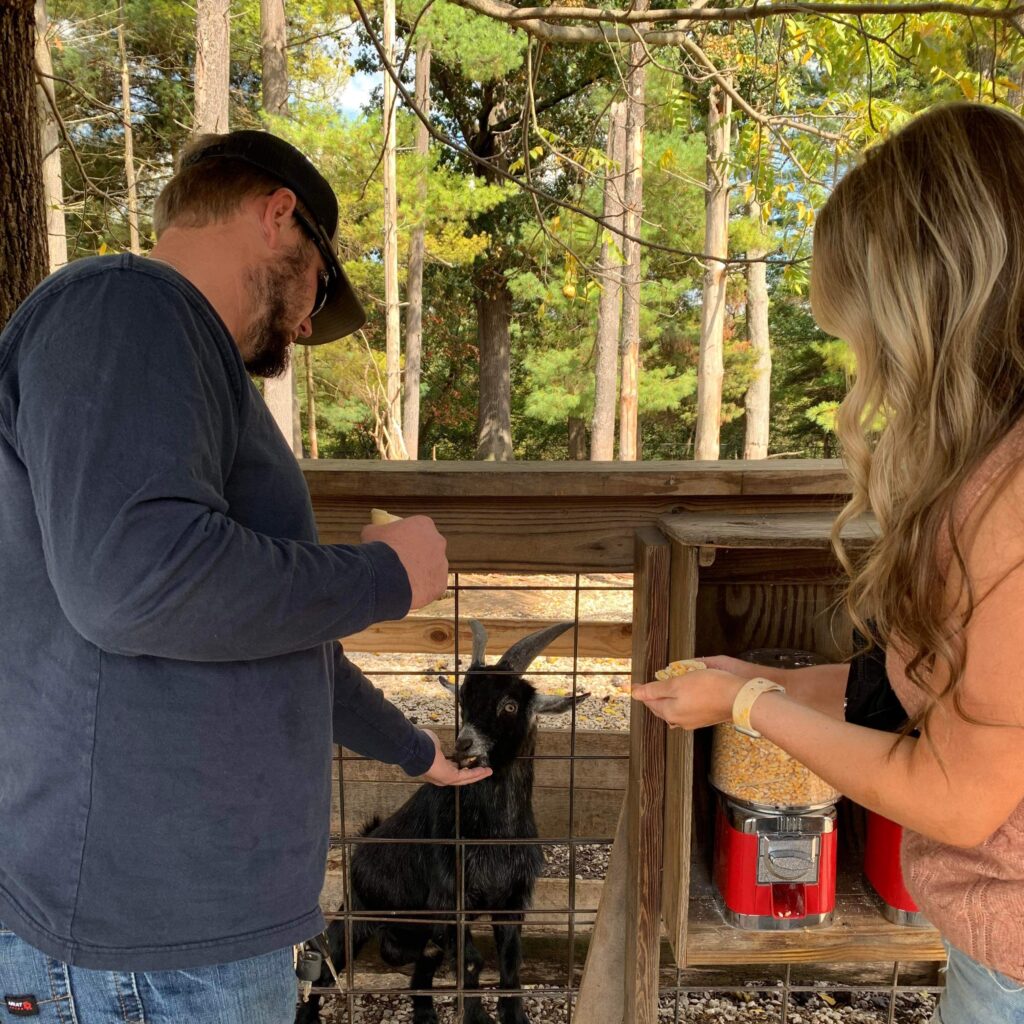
[455,735,473,753]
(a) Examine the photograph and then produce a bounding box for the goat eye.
[502,701,518,715]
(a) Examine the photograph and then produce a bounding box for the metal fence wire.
[308,571,944,1024]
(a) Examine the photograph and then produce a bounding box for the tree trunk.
[694,82,732,461]
[117,3,139,254]
[259,0,302,454]
[194,0,229,135]
[475,266,513,460]
[590,98,626,461]
[260,0,287,117]
[403,39,431,460]
[743,198,771,460]
[568,417,588,460]
[304,345,318,459]
[381,0,406,459]
[1,0,48,329]
[617,3,648,463]
[34,0,66,271]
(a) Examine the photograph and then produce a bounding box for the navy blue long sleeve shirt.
[0,255,435,969]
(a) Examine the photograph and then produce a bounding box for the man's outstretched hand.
[417,728,493,787]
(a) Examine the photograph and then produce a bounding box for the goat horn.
[468,619,488,667]
[498,621,574,675]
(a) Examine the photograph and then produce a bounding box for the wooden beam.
[624,527,670,1024]
[343,616,632,658]
[574,802,628,1023]
[662,540,698,966]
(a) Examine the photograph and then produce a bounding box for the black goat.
[296,620,587,1024]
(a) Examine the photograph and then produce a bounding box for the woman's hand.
[700,655,785,685]
[629,669,746,730]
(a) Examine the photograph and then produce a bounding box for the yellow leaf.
[98,242,108,255]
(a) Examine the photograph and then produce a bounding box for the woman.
[631,102,1024,1022]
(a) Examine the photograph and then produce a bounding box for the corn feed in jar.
[711,724,839,809]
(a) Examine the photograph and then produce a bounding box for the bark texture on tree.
[304,345,318,459]
[403,39,431,460]
[694,82,731,461]
[617,3,648,462]
[117,3,139,254]
[194,0,230,135]
[590,98,626,461]
[382,0,407,459]
[259,0,301,455]
[260,0,287,117]
[743,198,771,460]
[2,0,49,329]
[475,265,513,461]
[34,0,66,271]
[568,416,588,460]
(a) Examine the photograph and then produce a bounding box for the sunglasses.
[292,207,333,319]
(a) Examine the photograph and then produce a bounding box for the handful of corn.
[654,659,707,680]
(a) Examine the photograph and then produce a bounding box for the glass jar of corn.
[713,648,839,811]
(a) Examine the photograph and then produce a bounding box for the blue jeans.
[934,941,1024,1024]
[0,923,297,1024]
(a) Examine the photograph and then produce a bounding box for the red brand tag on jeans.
[4,994,39,1016]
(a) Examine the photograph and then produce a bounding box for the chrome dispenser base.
[722,906,834,931]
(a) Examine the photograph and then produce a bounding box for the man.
[0,130,490,1023]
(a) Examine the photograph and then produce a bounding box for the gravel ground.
[316,986,939,1024]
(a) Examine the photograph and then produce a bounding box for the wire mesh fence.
[306,570,944,1024]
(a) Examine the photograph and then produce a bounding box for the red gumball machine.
[710,649,840,930]
[864,810,928,926]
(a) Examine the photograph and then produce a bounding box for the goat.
[296,620,588,1024]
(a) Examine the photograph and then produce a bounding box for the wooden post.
[573,801,628,1023]
[661,540,699,964]
[624,526,670,1024]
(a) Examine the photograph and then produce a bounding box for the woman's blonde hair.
[814,103,1024,740]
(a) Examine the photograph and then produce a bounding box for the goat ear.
[499,621,575,675]
[437,674,458,696]
[533,691,590,715]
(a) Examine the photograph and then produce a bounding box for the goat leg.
[410,932,446,1024]
[493,913,529,1024]
[457,926,494,1024]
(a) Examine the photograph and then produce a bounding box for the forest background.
[11,0,1024,462]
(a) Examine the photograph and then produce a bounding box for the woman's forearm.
[777,663,850,720]
[748,692,982,847]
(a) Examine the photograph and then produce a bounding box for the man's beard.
[242,244,309,378]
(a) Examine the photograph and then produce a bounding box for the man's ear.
[256,187,297,252]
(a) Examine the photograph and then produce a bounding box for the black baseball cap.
[181,130,366,345]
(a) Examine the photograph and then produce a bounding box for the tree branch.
[446,0,1024,45]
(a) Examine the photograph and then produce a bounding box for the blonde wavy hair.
[813,103,1024,740]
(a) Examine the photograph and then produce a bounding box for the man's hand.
[361,515,448,611]
[417,728,493,787]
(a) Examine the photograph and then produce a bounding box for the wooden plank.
[660,511,877,550]
[624,527,671,1024]
[695,583,855,664]
[319,868,603,936]
[344,616,632,658]
[685,860,945,964]
[302,459,852,501]
[341,728,628,790]
[310,497,849,572]
[662,540,698,968]
[574,802,629,1024]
